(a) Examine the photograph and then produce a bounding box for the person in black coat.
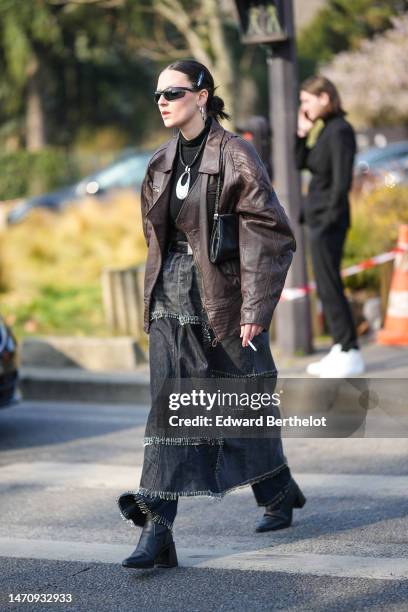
[295,75,365,377]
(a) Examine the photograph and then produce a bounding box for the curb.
[19,367,150,405]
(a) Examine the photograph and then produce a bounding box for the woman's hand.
[297,108,314,138]
[240,323,264,348]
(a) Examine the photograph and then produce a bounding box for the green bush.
[0,149,80,201]
[344,185,408,290]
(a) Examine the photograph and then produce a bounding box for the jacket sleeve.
[140,165,153,247]
[295,135,310,169]
[228,139,297,330]
[322,124,356,228]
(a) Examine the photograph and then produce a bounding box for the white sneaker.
[306,344,342,376]
[319,348,365,378]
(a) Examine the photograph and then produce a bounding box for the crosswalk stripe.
[192,549,408,580]
[1,461,407,581]
[0,537,407,580]
[0,462,407,498]
[0,462,143,490]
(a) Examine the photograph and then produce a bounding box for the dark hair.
[165,59,230,122]
[300,75,345,117]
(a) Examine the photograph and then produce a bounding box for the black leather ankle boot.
[255,478,306,533]
[122,519,178,569]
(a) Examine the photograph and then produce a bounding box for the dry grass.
[0,190,147,337]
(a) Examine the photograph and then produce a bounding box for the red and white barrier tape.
[281,245,407,302]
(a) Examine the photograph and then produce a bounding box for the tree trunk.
[25,54,46,151]
[203,0,236,129]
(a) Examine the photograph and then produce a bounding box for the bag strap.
[213,133,237,219]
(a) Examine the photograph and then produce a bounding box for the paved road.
[0,400,407,611]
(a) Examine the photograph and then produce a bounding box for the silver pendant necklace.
[176,166,191,199]
[175,132,207,200]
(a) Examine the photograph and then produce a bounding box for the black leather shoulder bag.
[209,136,239,264]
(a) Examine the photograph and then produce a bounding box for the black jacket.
[295,112,356,231]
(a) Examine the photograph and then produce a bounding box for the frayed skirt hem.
[117,462,289,531]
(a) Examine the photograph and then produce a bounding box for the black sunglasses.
[154,86,197,104]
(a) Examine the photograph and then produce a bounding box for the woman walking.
[296,76,365,378]
[117,59,306,569]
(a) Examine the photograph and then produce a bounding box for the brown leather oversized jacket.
[141,117,296,344]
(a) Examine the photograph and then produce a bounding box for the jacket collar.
[322,110,346,124]
[151,117,226,175]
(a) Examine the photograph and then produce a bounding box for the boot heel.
[155,541,178,568]
[294,488,306,508]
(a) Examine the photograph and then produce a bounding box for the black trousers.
[309,225,358,351]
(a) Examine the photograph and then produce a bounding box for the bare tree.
[127,0,237,125]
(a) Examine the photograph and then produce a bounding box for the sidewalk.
[277,338,408,378]
[19,338,408,404]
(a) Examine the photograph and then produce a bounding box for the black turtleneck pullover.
[168,116,212,243]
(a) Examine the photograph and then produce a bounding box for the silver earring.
[199,105,207,121]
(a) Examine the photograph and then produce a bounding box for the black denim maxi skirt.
[117,250,291,530]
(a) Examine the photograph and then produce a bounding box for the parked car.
[7,149,152,225]
[0,314,19,408]
[353,141,408,192]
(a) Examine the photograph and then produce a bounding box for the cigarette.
[248,339,257,352]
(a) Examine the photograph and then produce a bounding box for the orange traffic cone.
[377,225,408,345]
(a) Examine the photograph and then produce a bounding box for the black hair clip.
[196,70,204,88]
